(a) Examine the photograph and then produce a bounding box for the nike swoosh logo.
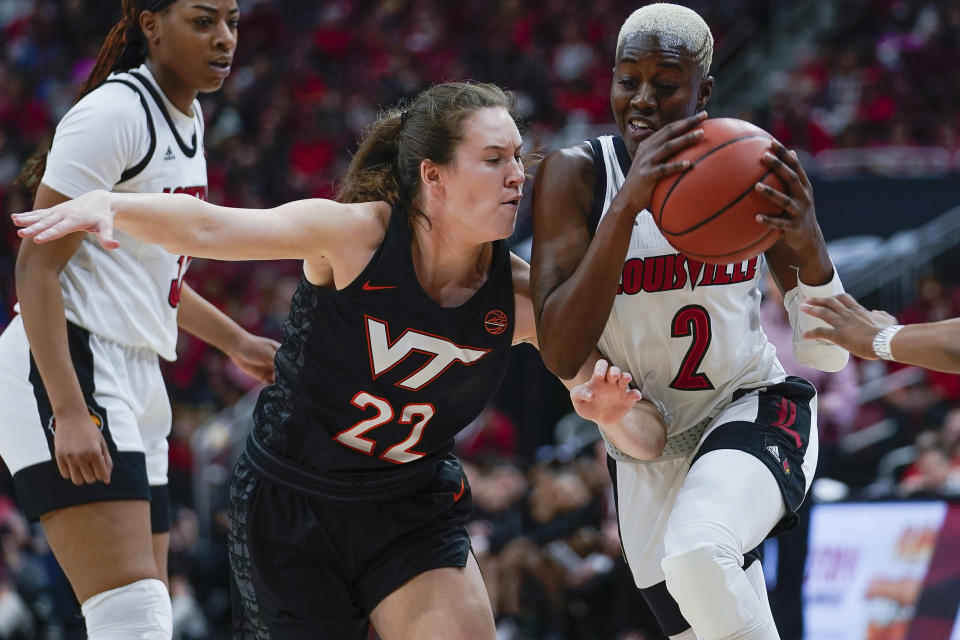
[452,477,465,502]
[362,281,397,291]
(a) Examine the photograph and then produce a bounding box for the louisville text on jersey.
[617,254,760,295]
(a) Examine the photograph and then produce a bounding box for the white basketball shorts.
[0,315,171,530]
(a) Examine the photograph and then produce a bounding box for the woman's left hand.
[230,333,280,384]
[753,141,825,256]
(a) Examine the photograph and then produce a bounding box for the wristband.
[872,325,904,361]
[797,267,844,298]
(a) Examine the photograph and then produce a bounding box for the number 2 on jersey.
[669,305,715,391]
[334,392,433,464]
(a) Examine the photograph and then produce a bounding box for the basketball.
[649,118,785,264]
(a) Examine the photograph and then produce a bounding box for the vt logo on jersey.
[365,315,490,390]
[618,253,760,295]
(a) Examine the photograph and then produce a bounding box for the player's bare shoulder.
[533,142,596,217]
[346,199,392,244]
[302,199,392,287]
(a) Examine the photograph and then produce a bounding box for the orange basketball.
[649,118,785,264]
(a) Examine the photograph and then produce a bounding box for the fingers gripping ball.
[649,118,785,264]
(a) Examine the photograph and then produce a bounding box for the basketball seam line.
[656,133,772,229]
[667,165,778,236]
[681,227,779,262]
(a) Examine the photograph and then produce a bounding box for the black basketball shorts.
[228,453,473,639]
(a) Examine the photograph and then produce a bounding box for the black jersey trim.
[27,321,120,459]
[612,135,633,176]
[586,139,606,237]
[102,79,156,184]
[129,71,199,158]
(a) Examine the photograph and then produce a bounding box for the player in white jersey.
[531,4,848,640]
[0,2,277,638]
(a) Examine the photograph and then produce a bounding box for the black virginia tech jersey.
[251,206,514,487]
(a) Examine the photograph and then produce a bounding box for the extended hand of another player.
[801,294,897,360]
[571,359,666,460]
[571,359,642,423]
[12,189,119,249]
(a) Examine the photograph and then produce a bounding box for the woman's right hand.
[53,412,113,485]
[614,111,707,215]
[570,358,642,425]
[12,189,119,249]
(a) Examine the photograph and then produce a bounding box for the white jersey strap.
[101,78,155,183]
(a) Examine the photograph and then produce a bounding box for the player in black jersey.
[15,81,667,639]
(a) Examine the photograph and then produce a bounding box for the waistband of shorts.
[61,317,161,361]
[243,431,438,502]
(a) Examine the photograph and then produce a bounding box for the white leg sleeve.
[81,578,172,640]
[661,450,786,640]
[743,561,773,614]
[669,628,699,640]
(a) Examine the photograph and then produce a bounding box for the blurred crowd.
[763,0,960,160]
[2,0,960,638]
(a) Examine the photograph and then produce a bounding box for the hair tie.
[400,110,409,126]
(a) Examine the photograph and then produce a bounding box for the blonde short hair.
[616,3,713,76]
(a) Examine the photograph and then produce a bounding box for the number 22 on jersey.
[332,315,491,464]
[334,393,433,464]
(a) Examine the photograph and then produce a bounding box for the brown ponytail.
[15,0,174,199]
[335,108,407,207]
[336,82,519,218]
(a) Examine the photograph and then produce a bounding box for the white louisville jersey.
[39,64,207,361]
[587,135,786,437]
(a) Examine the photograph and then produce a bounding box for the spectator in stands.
[897,441,960,498]
[942,408,960,470]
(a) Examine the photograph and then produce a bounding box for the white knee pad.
[662,524,778,640]
[81,578,172,640]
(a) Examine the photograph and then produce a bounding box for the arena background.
[1,1,959,638]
